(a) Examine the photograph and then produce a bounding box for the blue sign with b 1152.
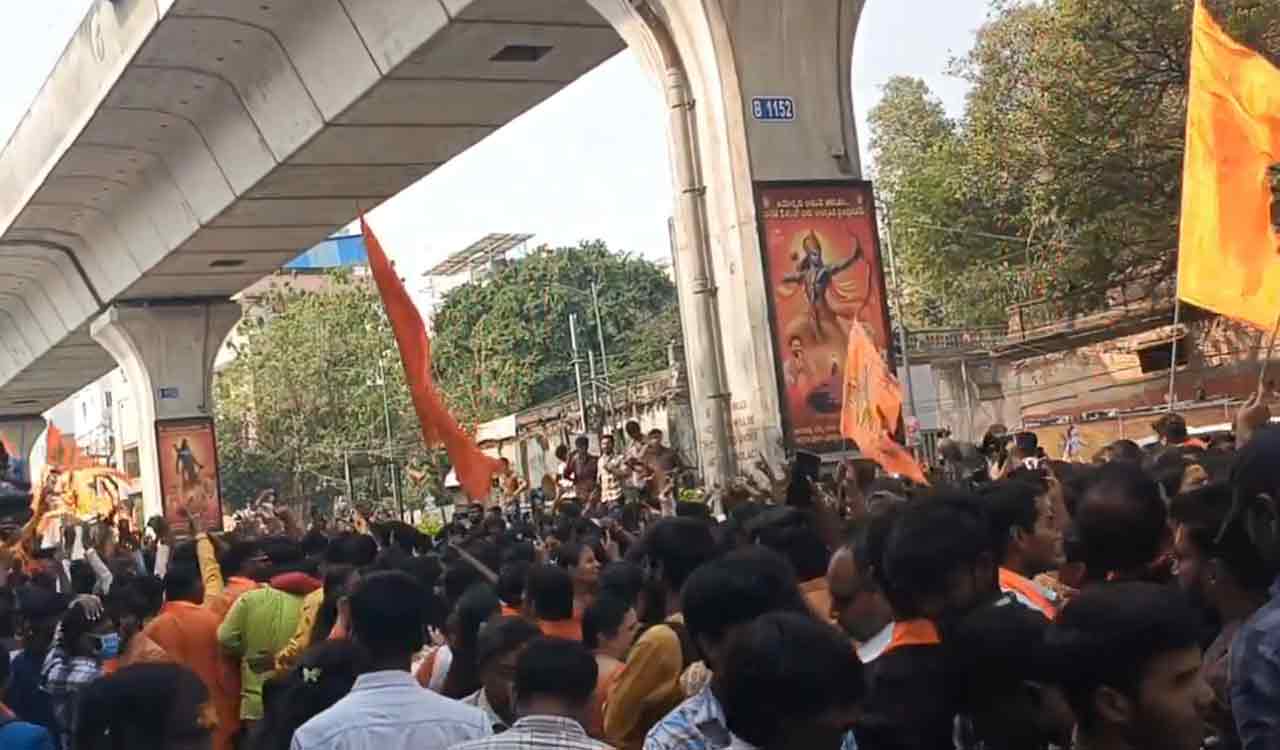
[751,96,795,122]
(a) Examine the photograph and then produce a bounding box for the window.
[123,447,140,480]
[1137,337,1189,374]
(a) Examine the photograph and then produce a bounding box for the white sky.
[0,0,992,278]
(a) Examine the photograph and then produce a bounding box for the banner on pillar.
[156,417,224,532]
[756,181,892,455]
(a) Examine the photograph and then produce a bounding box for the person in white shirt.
[291,571,490,750]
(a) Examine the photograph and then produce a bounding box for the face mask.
[93,632,121,660]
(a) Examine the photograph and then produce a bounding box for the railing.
[905,328,1005,355]
[1008,272,1174,341]
[907,271,1175,358]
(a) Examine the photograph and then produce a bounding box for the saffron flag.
[361,217,502,500]
[1177,0,1280,329]
[839,322,928,485]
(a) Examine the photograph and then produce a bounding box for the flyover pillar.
[91,301,240,523]
[590,0,869,483]
[0,415,46,463]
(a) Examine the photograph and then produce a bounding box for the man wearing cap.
[7,586,67,730]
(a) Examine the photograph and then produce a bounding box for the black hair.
[300,530,329,559]
[1154,414,1189,444]
[582,593,631,651]
[75,663,210,750]
[62,602,110,658]
[464,540,502,577]
[641,518,717,593]
[497,561,531,607]
[399,555,444,592]
[719,612,864,748]
[675,501,712,520]
[326,533,378,567]
[220,540,262,580]
[1044,582,1202,730]
[882,495,990,618]
[1145,447,1190,500]
[129,576,165,620]
[162,562,203,603]
[526,564,574,621]
[442,584,500,700]
[851,502,901,582]
[574,435,590,448]
[948,600,1053,711]
[1104,439,1143,464]
[599,561,645,611]
[1170,483,1275,590]
[978,480,1043,562]
[1013,432,1038,456]
[681,547,810,656]
[555,445,569,461]
[311,565,358,645]
[503,540,538,565]
[1227,427,1280,571]
[475,616,541,669]
[1074,462,1167,581]
[443,564,485,608]
[251,639,366,750]
[348,571,427,663]
[514,637,599,708]
[553,542,593,572]
[748,508,830,582]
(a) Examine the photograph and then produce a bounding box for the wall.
[929,315,1266,441]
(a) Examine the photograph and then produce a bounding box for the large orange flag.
[361,217,501,500]
[1177,0,1280,328]
[840,322,928,485]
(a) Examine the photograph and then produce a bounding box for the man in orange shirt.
[528,565,582,641]
[145,562,241,750]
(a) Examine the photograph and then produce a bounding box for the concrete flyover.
[0,0,624,418]
[0,0,868,493]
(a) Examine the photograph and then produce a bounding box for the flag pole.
[1167,283,1182,412]
[1258,309,1280,394]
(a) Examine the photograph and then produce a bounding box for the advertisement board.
[756,181,893,454]
[156,417,224,531]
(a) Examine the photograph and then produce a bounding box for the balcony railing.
[906,271,1175,358]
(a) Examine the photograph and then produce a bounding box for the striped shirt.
[450,715,610,750]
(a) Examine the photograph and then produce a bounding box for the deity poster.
[757,181,892,454]
[156,418,224,531]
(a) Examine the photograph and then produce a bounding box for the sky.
[0,0,992,279]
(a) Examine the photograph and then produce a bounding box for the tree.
[214,271,437,513]
[431,241,680,424]
[870,0,1280,328]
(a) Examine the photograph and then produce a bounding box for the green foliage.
[431,241,680,424]
[870,0,1280,328]
[214,270,439,512]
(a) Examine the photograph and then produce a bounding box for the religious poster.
[757,181,892,455]
[156,417,224,531]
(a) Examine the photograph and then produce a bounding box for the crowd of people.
[0,403,1278,750]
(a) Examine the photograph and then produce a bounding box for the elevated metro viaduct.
[0,0,867,520]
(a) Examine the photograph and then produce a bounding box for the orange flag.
[1177,0,1280,328]
[840,322,929,485]
[361,217,501,500]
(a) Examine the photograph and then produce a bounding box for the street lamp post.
[569,313,588,433]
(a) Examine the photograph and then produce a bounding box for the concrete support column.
[90,301,241,521]
[589,0,866,482]
[0,414,46,462]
